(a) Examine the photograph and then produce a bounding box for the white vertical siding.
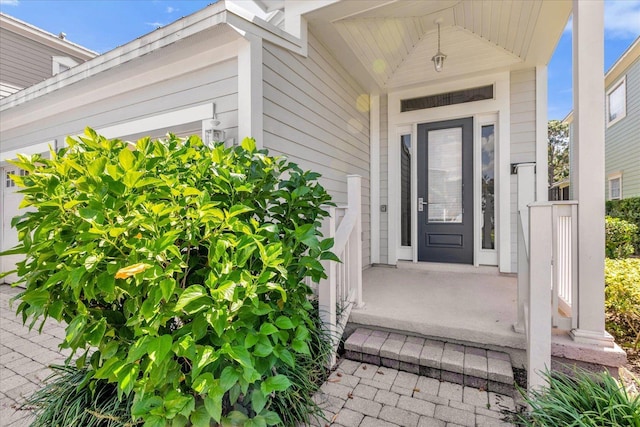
[379,95,389,264]
[262,33,371,266]
[510,69,537,272]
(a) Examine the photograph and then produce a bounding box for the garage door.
[1,167,25,284]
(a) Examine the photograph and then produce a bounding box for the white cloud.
[564,1,640,39]
[166,6,178,13]
[145,22,165,28]
[605,0,640,39]
[0,0,20,5]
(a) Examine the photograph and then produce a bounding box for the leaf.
[245,417,267,427]
[88,157,108,176]
[227,346,253,369]
[278,349,295,368]
[227,204,253,219]
[220,366,240,392]
[251,388,267,414]
[148,335,172,364]
[131,395,163,418]
[204,394,222,423]
[259,323,278,335]
[175,285,207,311]
[262,411,282,426]
[253,337,273,358]
[274,316,294,330]
[118,148,136,171]
[159,278,175,301]
[189,405,211,427]
[86,318,107,346]
[117,363,139,396]
[115,263,151,279]
[291,339,310,355]
[241,137,256,152]
[260,374,291,394]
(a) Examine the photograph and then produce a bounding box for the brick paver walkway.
[0,285,70,426]
[1,284,516,426]
[311,359,515,427]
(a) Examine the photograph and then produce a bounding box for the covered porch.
[351,265,522,352]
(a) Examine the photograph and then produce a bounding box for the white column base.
[569,329,615,347]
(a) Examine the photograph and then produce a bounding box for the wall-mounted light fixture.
[431,18,446,73]
[203,103,225,146]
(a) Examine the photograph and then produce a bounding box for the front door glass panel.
[427,128,462,223]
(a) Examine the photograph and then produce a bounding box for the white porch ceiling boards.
[305,0,570,92]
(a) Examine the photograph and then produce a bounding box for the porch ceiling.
[306,0,571,91]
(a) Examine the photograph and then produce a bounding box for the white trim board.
[387,71,511,272]
[1,141,54,164]
[97,104,214,139]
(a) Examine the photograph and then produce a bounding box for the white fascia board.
[225,6,307,55]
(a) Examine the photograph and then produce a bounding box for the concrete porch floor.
[349,265,526,356]
[349,264,627,371]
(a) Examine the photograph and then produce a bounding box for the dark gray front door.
[417,118,473,264]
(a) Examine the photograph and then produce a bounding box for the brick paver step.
[344,328,515,396]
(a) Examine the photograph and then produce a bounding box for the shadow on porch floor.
[349,265,526,352]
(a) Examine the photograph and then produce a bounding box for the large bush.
[605,258,640,350]
[4,129,337,426]
[605,216,638,259]
[607,197,640,254]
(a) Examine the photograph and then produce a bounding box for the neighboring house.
[0,13,96,284]
[0,13,97,99]
[0,1,624,388]
[565,37,640,201]
[604,37,640,200]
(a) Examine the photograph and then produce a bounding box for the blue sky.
[1,0,639,120]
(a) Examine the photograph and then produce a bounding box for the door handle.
[418,197,428,212]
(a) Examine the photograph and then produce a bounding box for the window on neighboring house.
[52,56,79,76]
[609,174,622,200]
[606,77,626,126]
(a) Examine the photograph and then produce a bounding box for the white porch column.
[570,0,613,346]
[237,35,264,147]
[370,95,380,264]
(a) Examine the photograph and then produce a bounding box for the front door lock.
[418,197,428,212]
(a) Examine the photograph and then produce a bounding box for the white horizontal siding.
[262,33,371,266]
[0,27,88,90]
[510,68,537,272]
[1,58,238,150]
[605,58,640,199]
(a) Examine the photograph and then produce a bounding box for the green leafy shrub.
[607,197,640,253]
[605,216,638,258]
[5,129,337,426]
[605,258,640,350]
[517,369,640,426]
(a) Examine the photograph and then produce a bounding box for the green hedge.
[606,197,640,253]
[605,216,639,259]
[605,258,640,350]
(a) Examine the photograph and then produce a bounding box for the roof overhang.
[605,36,640,88]
[0,0,305,111]
[0,12,98,59]
[302,0,572,92]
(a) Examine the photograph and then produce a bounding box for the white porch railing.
[515,164,579,390]
[318,175,363,366]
